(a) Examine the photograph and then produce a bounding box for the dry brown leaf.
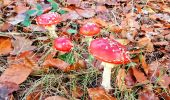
[138,89,159,100]
[14,2,29,14]
[0,63,33,84]
[153,41,169,46]
[0,82,19,100]
[45,96,68,100]
[66,0,81,6]
[43,54,70,71]
[72,86,84,98]
[26,91,41,100]
[0,36,13,55]
[75,9,95,18]
[132,67,147,84]
[0,51,37,85]
[161,93,170,100]
[137,37,154,52]
[65,60,86,72]
[125,69,136,88]
[2,0,13,6]
[158,74,170,88]
[88,87,116,100]
[62,10,81,21]
[140,55,149,75]
[11,36,36,55]
[116,69,126,91]
[0,22,12,32]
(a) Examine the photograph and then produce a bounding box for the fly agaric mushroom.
[36,12,61,38]
[79,22,100,44]
[54,37,73,52]
[89,38,130,91]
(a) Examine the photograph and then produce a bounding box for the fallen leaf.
[26,91,41,100]
[161,93,170,100]
[0,36,13,55]
[62,10,81,21]
[14,2,29,14]
[114,39,130,45]
[0,22,12,32]
[125,69,136,88]
[11,36,36,55]
[116,68,126,91]
[65,60,86,72]
[137,37,154,52]
[132,67,147,84]
[139,55,149,75]
[0,63,33,84]
[66,0,81,6]
[75,9,95,18]
[138,89,159,100]
[158,74,170,88]
[153,41,169,46]
[88,87,116,100]
[43,54,71,71]
[2,0,13,6]
[45,96,68,100]
[0,82,19,100]
[72,86,84,98]
[8,13,26,25]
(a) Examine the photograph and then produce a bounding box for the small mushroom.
[89,38,130,91]
[54,37,73,53]
[79,22,100,44]
[36,12,62,38]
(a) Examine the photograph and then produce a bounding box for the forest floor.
[0,0,170,100]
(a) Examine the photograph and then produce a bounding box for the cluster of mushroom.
[36,12,130,92]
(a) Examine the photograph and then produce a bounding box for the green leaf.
[67,29,77,34]
[37,10,43,16]
[22,16,31,26]
[88,55,94,63]
[26,10,37,16]
[58,53,75,64]
[51,3,59,12]
[126,62,137,68]
[47,0,59,12]
[47,0,54,2]
[58,9,67,14]
[36,4,42,10]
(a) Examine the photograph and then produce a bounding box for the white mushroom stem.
[101,62,114,91]
[45,25,58,38]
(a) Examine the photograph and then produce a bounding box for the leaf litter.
[0,0,170,99]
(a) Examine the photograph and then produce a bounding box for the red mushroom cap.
[79,22,100,36]
[89,38,130,64]
[54,37,73,52]
[36,12,61,27]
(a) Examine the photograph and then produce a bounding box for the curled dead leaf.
[125,69,136,88]
[11,36,36,55]
[0,36,13,55]
[88,87,116,100]
[132,67,147,84]
[65,60,86,72]
[43,53,71,72]
[116,68,127,91]
[137,37,154,52]
[139,55,149,75]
